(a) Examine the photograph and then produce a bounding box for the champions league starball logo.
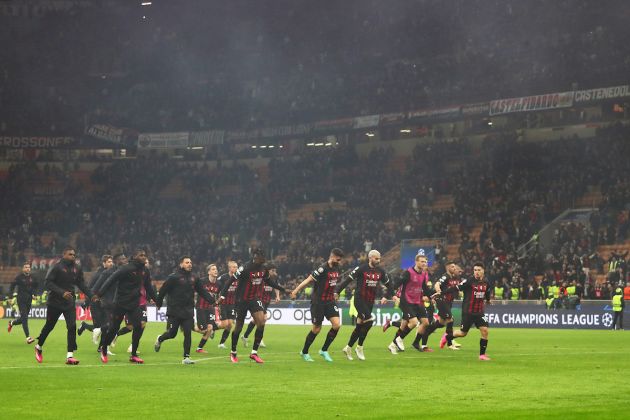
[417,249,426,256]
[601,313,613,328]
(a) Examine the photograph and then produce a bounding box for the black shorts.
[399,301,428,320]
[311,301,339,325]
[354,299,374,321]
[196,307,218,330]
[125,305,148,324]
[235,300,265,322]
[114,305,143,328]
[461,313,488,332]
[220,304,236,321]
[436,300,453,320]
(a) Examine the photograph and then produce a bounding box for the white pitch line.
[0,350,624,369]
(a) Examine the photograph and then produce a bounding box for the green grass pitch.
[1,320,628,419]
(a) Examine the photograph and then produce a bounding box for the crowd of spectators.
[1,0,629,136]
[2,125,629,301]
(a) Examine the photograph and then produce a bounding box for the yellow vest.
[510,288,519,300]
[566,286,576,296]
[494,287,504,299]
[612,295,623,312]
[546,297,555,308]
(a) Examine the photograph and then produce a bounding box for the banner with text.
[490,91,573,116]
[573,84,630,104]
[137,132,190,149]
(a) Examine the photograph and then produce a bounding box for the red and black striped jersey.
[218,273,238,305]
[311,263,341,303]
[220,261,285,303]
[261,284,274,304]
[337,264,393,303]
[436,274,461,302]
[196,277,219,309]
[459,278,491,315]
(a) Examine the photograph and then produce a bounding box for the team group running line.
[6,246,492,365]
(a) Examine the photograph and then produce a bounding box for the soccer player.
[118,257,155,354]
[194,264,221,353]
[387,254,431,354]
[431,261,463,350]
[216,261,238,349]
[89,253,127,351]
[242,263,280,348]
[438,262,492,361]
[8,262,37,344]
[335,249,395,361]
[77,255,113,340]
[218,248,286,364]
[154,256,217,364]
[94,249,157,364]
[35,247,93,365]
[291,248,344,363]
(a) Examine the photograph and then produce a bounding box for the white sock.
[67,352,73,358]
[35,344,42,350]
[251,350,257,354]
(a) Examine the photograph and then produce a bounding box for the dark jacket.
[96,260,157,310]
[10,273,37,304]
[45,259,91,310]
[157,268,215,319]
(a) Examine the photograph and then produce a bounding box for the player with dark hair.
[241,263,280,348]
[194,263,221,353]
[336,249,395,361]
[77,254,113,339]
[93,249,156,364]
[8,262,37,344]
[436,262,492,360]
[216,261,238,349]
[154,256,217,364]
[89,253,127,351]
[35,247,92,365]
[218,248,286,364]
[430,261,463,350]
[117,257,155,354]
[291,248,344,362]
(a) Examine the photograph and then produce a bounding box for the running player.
[291,248,344,363]
[387,254,431,354]
[93,249,157,364]
[242,263,280,348]
[216,261,238,349]
[35,247,92,365]
[194,264,221,353]
[8,262,37,344]
[218,248,286,364]
[432,261,463,350]
[154,256,216,364]
[335,250,395,361]
[437,262,492,360]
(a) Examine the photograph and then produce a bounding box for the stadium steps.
[430,195,454,211]
[73,171,98,192]
[159,178,192,199]
[287,202,347,223]
[0,267,21,285]
[574,187,602,208]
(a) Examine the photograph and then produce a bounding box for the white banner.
[137,132,190,149]
[574,85,630,103]
[146,306,341,325]
[489,91,573,116]
[353,115,380,129]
